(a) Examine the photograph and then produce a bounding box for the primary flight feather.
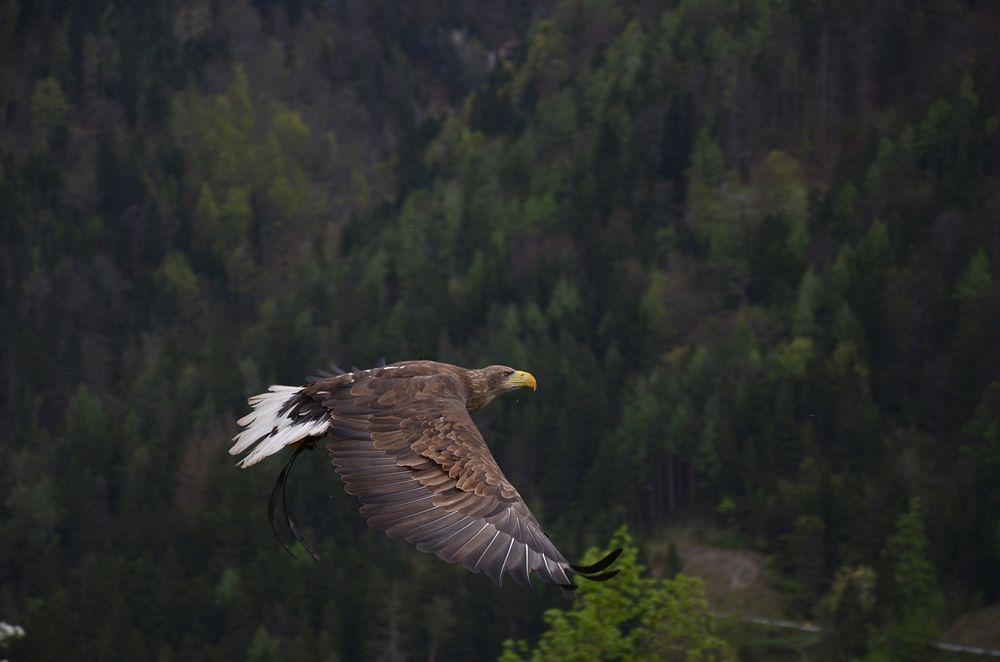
[230,360,620,596]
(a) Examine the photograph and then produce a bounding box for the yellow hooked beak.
[506,370,537,391]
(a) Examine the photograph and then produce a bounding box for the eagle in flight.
[230,360,620,596]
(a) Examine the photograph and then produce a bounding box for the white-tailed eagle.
[230,360,620,596]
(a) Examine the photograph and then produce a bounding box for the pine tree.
[500,527,732,661]
[881,499,945,660]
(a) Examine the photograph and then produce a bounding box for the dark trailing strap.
[268,443,321,561]
[555,565,620,592]
[558,547,623,587]
[580,569,620,582]
[268,455,297,559]
[570,547,622,574]
[282,444,321,561]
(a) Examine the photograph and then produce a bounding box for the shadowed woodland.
[2,0,999,659]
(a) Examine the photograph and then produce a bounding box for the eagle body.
[231,361,618,595]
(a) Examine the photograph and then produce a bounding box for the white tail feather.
[230,385,330,468]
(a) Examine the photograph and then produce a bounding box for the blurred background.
[2,0,999,659]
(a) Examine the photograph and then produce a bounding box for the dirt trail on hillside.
[648,530,785,618]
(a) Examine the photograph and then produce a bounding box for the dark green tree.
[880,499,945,660]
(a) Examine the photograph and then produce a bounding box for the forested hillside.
[2,0,999,659]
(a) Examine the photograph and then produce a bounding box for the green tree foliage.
[881,500,945,659]
[500,528,731,661]
[820,564,877,659]
[955,384,1000,597]
[951,250,999,412]
[30,77,70,150]
[686,131,748,295]
[2,0,999,659]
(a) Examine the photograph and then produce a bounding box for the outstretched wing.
[311,368,578,593]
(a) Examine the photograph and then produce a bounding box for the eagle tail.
[230,385,330,468]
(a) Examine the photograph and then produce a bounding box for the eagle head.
[465,365,536,411]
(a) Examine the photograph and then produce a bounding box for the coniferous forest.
[2,1,999,659]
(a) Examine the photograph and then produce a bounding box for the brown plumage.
[230,360,620,596]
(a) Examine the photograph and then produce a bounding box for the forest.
[1,0,999,659]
